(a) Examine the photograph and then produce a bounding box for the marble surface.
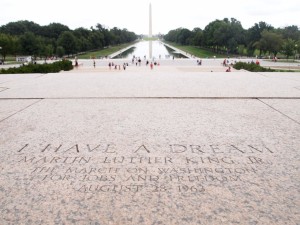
[0,71,299,98]
[0,99,41,122]
[0,68,299,225]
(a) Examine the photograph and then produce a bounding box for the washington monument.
[149,3,152,38]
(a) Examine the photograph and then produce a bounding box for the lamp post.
[295,44,298,60]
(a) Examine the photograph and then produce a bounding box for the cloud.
[0,0,299,34]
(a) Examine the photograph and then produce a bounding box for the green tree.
[88,31,104,49]
[73,27,92,52]
[57,31,77,56]
[213,19,230,50]
[164,29,180,43]
[203,19,226,51]
[19,32,41,58]
[203,18,245,54]
[56,46,65,58]
[0,21,137,60]
[164,28,191,45]
[95,24,111,46]
[190,28,203,46]
[246,21,274,56]
[254,30,283,56]
[281,39,296,59]
[40,44,54,60]
[0,20,42,36]
[279,25,300,41]
[110,27,122,44]
[177,28,192,45]
[0,33,14,61]
[42,23,70,39]
[237,45,246,55]
[296,41,300,58]
[227,18,245,53]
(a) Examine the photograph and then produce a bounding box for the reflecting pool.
[113,40,187,59]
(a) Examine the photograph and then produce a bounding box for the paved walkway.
[0,65,299,224]
[72,58,300,69]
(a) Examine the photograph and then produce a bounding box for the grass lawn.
[0,56,18,64]
[142,37,159,41]
[263,59,300,63]
[77,42,136,59]
[164,42,228,58]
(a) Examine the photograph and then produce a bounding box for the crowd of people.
[106,55,161,70]
[73,55,267,73]
[107,62,130,70]
[73,55,162,70]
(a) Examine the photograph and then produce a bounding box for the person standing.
[75,57,78,67]
[150,62,153,70]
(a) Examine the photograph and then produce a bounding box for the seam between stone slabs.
[257,98,300,126]
[1,98,299,125]
[34,74,48,78]
[254,72,268,77]
[1,97,300,100]
[0,99,43,123]
[0,87,9,93]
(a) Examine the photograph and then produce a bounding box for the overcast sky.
[1,0,299,34]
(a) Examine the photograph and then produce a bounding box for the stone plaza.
[0,59,300,224]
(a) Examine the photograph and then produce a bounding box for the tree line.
[164,18,300,59]
[0,20,137,61]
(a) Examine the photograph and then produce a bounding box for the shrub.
[0,60,73,74]
[233,62,274,72]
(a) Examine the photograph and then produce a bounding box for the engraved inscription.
[13,142,274,194]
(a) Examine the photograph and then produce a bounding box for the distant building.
[16,56,32,63]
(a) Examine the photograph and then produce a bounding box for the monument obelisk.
[149,3,153,59]
[149,3,152,38]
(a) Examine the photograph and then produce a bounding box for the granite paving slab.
[0,72,300,98]
[0,99,42,122]
[0,98,299,224]
[259,99,300,124]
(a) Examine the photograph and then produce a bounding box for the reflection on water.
[149,41,152,59]
[113,40,187,59]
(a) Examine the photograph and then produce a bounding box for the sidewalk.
[0,67,299,224]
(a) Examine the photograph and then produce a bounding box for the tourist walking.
[150,62,153,70]
[75,57,78,67]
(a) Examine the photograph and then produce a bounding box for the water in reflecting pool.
[113,40,187,59]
